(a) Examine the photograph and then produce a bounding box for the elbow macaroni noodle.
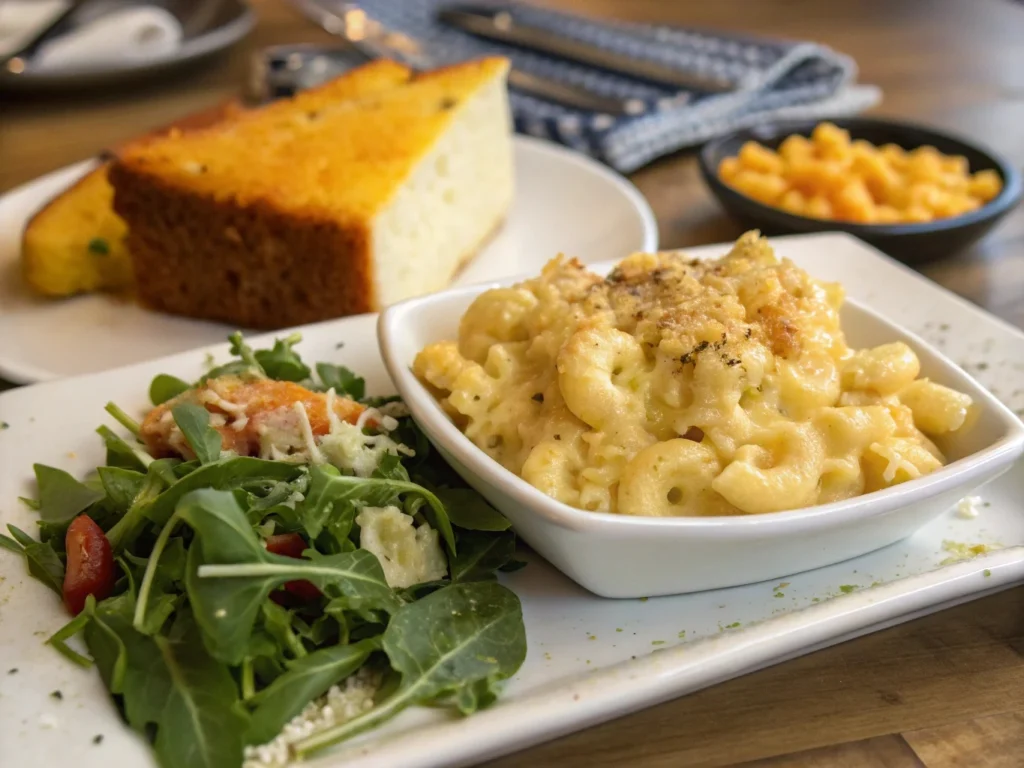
[414,232,975,517]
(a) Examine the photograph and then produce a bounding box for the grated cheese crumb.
[242,668,379,768]
[955,495,983,519]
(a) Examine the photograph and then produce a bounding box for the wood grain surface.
[2,1,1023,765]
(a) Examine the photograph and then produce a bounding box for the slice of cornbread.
[21,100,247,298]
[110,57,513,329]
[22,166,131,297]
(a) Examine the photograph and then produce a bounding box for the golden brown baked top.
[114,57,510,224]
[415,232,975,517]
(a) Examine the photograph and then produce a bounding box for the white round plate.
[0,135,657,383]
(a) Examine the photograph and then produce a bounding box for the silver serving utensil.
[288,0,646,116]
[438,5,735,94]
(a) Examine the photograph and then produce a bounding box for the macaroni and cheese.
[413,232,974,517]
[718,122,1003,224]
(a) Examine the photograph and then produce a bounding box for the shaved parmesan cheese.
[292,401,325,465]
[319,420,408,477]
[356,506,447,588]
[198,387,247,415]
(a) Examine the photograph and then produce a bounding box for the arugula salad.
[1,333,527,768]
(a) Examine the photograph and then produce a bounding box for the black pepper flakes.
[680,339,712,365]
[439,97,457,110]
[335,341,345,349]
[554,434,561,440]
[93,735,104,745]
[745,328,753,339]
[0,421,8,430]
[531,393,544,403]
[977,362,989,371]
[473,395,480,401]
[7,668,17,675]
[50,690,63,700]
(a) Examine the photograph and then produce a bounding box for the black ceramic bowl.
[699,117,1022,263]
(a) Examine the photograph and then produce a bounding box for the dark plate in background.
[0,0,254,92]
[699,117,1022,264]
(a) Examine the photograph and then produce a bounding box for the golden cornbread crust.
[110,57,509,328]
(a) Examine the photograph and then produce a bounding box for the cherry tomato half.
[265,533,320,601]
[63,515,116,615]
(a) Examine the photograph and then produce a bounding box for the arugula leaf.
[298,465,369,540]
[0,532,24,554]
[6,524,64,595]
[171,459,200,479]
[255,333,310,382]
[82,596,129,689]
[260,601,307,660]
[88,607,250,768]
[144,457,304,527]
[299,465,455,553]
[124,536,187,598]
[105,402,142,439]
[246,637,379,745]
[169,489,398,665]
[98,466,146,512]
[293,582,526,758]
[30,464,104,524]
[96,425,153,471]
[202,332,267,382]
[105,470,166,554]
[140,592,179,636]
[450,530,517,583]
[228,332,263,371]
[171,403,222,465]
[372,453,409,482]
[457,676,501,713]
[436,488,511,532]
[150,374,191,406]
[316,363,365,400]
[48,609,93,668]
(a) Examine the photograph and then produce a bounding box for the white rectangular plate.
[1,232,1022,768]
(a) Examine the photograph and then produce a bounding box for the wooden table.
[2,1,1023,765]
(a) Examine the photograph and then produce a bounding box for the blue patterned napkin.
[268,0,880,172]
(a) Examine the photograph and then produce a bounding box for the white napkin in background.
[0,1,183,71]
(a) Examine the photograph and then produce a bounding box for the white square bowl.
[379,265,1024,598]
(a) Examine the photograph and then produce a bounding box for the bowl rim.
[379,260,1024,538]
[697,116,1024,237]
